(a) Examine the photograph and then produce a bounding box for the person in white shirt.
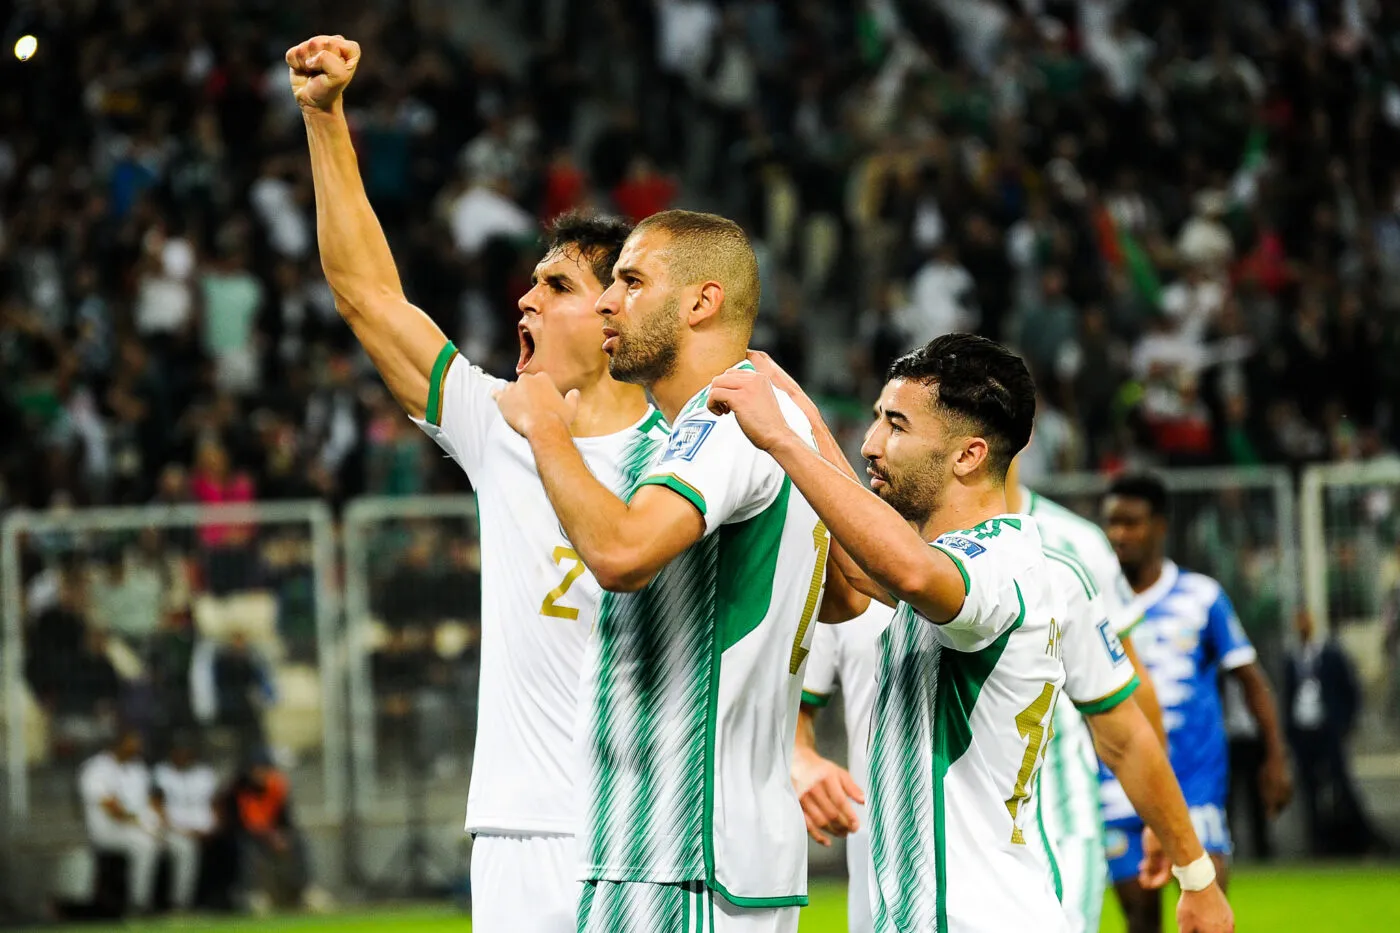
[78,732,165,913]
[153,738,220,910]
[286,36,672,932]
[713,337,1233,933]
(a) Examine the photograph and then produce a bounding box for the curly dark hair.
[543,211,634,288]
[886,333,1037,478]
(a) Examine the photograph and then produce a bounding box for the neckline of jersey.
[574,405,667,447]
[675,359,758,422]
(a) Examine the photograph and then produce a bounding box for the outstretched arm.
[289,35,447,420]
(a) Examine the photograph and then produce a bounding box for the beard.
[607,295,681,385]
[870,455,947,524]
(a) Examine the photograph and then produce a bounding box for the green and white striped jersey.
[1024,489,1142,933]
[869,515,1070,933]
[580,361,828,908]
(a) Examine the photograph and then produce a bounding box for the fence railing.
[1,501,343,827]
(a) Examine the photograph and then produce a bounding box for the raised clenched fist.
[286,35,361,113]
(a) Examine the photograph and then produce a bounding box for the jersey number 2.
[540,546,585,620]
[1005,680,1056,844]
[788,520,831,675]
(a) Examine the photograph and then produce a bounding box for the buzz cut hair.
[633,209,760,332]
[544,210,634,289]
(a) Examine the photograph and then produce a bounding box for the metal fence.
[1300,461,1400,750]
[342,495,480,889]
[1033,467,1300,655]
[1,502,343,831]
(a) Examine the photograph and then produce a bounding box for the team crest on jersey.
[661,419,713,462]
[1104,828,1130,859]
[935,534,987,559]
[1098,618,1128,664]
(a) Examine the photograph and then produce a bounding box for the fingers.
[839,769,867,806]
[800,780,846,834]
[286,35,360,73]
[803,810,832,847]
[706,389,732,416]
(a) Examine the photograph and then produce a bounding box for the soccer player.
[1101,474,1292,933]
[792,601,893,933]
[1005,463,1167,933]
[710,335,1233,933]
[493,209,867,933]
[286,36,666,933]
[792,455,1169,933]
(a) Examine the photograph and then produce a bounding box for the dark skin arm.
[1231,661,1293,816]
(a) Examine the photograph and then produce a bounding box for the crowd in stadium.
[3,0,1400,514]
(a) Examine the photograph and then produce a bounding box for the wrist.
[301,100,346,123]
[1171,852,1217,892]
[765,429,805,459]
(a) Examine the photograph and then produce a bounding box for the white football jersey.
[801,602,894,933]
[800,603,894,799]
[1024,488,1141,933]
[414,342,668,836]
[869,516,1070,933]
[579,360,828,907]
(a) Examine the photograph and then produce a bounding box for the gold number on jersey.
[788,520,832,675]
[1005,680,1057,844]
[540,546,585,620]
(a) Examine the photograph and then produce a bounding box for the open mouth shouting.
[517,322,537,375]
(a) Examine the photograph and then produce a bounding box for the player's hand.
[493,373,578,438]
[707,370,793,452]
[791,747,865,846]
[745,350,808,405]
[1176,882,1234,933]
[286,35,361,113]
[1138,827,1171,889]
[1259,751,1293,818]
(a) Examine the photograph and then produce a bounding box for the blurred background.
[1,0,1398,927]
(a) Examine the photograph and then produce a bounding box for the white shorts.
[578,880,799,933]
[470,833,580,933]
[845,823,874,933]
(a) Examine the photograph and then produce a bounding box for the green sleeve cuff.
[426,341,457,426]
[929,543,971,595]
[1075,674,1140,716]
[801,690,831,708]
[636,474,707,516]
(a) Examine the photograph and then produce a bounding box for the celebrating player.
[710,335,1233,933]
[790,451,1170,933]
[287,36,667,933]
[493,209,866,933]
[1101,474,1291,933]
[1005,463,1167,933]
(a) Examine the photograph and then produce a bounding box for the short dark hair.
[1106,473,1169,517]
[633,209,760,329]
[886,333,1036,478]
[543,211,633,288]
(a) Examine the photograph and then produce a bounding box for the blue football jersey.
[1100,560,1257,822]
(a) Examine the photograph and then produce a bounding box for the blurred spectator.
[230,752,321,912]
[192,631,274,758]
[78,731,197,916]
[1284,609,1388,856]
[153,737,220,911]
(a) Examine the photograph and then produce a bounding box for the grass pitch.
[34,865,1400,931]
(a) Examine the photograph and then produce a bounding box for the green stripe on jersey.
[800,690,830,708]
[1074,673,1139,715]
[636,474,707,515]
[929,543,971,594]
[425,341,457,426]
[1044,547,1098,598]
[715,479,790,653]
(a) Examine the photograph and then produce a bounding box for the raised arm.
[288,35,447,420]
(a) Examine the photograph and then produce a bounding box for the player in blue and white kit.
[1100,474,1292,933]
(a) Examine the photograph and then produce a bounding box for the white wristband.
[1171,854,1217,892]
